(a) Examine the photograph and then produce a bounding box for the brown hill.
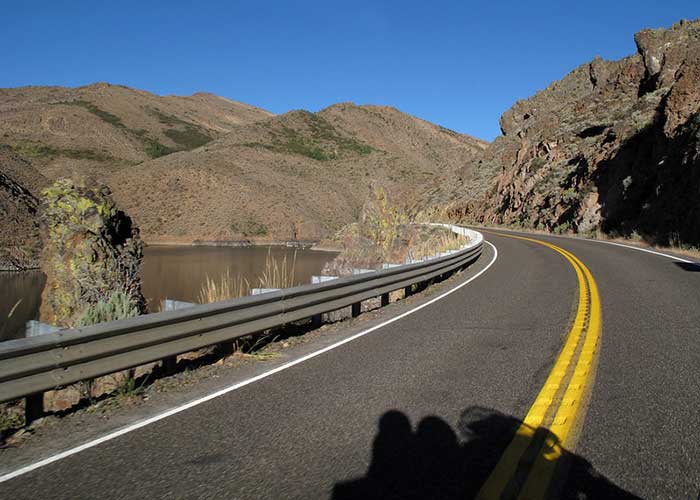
[0,82,272,182]
[424,19,700,246]
[0,82,271,256]
[108,103,487,243]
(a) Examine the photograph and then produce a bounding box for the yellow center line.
[476,233,602,500]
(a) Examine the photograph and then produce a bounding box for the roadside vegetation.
[322,186,468,276]
[258,249,297,289]
[198,269,250,303]
[197,250,297,304]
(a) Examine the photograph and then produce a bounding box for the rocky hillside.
[0,148,45,255]
[107,103,486,243]
[425,19,700,246]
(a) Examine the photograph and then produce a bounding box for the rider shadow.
[332,406,640,499]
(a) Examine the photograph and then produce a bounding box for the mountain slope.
[107,103,486,243]
[0,83,272,181]
[0,148,45,255]
[423,19,700,246]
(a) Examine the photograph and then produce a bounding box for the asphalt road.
[1,230,698,499]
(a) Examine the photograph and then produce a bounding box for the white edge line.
[0,241,499,484]
[478,226,695,264]
[589,239,694,264]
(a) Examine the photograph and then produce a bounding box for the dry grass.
[197,252,298,305]
[198,268,250,304]
[258,249,297,289]
[410,229,468,260]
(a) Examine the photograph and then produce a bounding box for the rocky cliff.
[427,19,700,246]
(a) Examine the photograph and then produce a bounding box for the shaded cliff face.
[0,149,46,258]
[431,19,700,246]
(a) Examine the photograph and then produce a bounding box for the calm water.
[0,245,337,342]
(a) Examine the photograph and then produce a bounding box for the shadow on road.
[674,262,700,272]
[332,406,640,499]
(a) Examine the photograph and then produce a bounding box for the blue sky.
[3,1,698,140]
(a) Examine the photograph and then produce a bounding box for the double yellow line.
[478,234,602,499]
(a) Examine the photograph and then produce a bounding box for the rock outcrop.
[428,19,700,246]
[39,179,145,327]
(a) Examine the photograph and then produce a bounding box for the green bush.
[142,138,174,158]
[164,127,212,150]
[76,291,141,327]
[230,219,269,237]
[60,100,125,128]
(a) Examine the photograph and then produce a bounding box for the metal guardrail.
[0,226,483,409]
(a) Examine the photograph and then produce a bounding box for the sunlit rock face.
[39,178,145,327]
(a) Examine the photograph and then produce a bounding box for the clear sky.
[3,1,698,140]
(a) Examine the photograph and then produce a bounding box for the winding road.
[1,229,699,499]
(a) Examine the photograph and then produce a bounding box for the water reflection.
[0,245,337,342]
[0,271,45,341]
[140,245,337,310]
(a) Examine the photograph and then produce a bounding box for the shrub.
[231,219,269,237]
[164,127,211,150]
[360,186,406,254]
[76,291,141,327]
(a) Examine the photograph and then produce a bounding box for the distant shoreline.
[144,238,335,250]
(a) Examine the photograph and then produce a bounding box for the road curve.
[1,230,698,499]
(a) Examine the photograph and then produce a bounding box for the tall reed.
[198,268,250,304]
[258,249,297,289]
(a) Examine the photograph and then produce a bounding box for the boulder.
[39,178,145,327]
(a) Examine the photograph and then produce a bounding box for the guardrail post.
[404,285,412,298]
[312,314,322,328]
[25,392,44,425]
[380,293,389,307]
[351,302,361,318]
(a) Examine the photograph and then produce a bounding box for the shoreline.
[145,239,325,249]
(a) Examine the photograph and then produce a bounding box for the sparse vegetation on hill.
[0,84,485,247]
[107,102,484,244]
[243,111,375,161]
[5,140,115,162]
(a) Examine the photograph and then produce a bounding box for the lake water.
[0,245,337,342]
